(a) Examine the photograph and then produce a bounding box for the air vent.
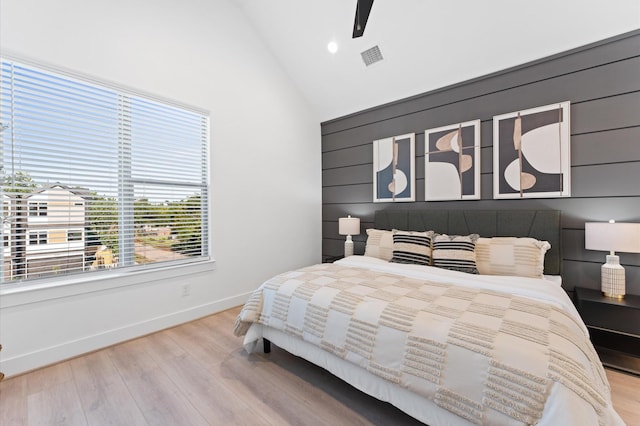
[360,45,383,66]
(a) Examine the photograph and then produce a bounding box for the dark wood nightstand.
[574,287,640,375]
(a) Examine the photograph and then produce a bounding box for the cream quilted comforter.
[234,257,623,426]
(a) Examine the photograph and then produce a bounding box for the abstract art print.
[373,133,415,202]
[493,101,571,199]
[424,120,480,201]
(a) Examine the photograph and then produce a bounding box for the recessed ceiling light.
[327,41,338,54]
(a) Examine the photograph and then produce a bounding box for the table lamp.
[585,220,640,298]
[338,215,360,257]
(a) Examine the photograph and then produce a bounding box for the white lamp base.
[601,254,625,299]
[344,235,354,257]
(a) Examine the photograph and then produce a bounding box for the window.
[67,230,83,242]
[28,202,48,216]
[0,58,210,283]
[28,231,47,245]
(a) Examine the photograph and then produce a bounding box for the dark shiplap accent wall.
[321,30,640,296]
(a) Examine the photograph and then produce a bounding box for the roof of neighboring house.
[23,184,91,199]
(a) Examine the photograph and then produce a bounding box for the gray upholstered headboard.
[374,209,562,275]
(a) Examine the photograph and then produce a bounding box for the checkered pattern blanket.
[235,263,613,425]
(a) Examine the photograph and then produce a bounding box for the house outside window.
[0,58,210,283]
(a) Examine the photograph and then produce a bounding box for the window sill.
[0,258,216,308]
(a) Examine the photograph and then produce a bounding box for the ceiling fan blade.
[352,0,374,38]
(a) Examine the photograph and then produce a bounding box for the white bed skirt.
[244,323,623,426]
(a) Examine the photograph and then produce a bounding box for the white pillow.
[363,228,394,261]
[475,237,551,278]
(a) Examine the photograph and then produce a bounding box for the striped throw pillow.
[390,230,434,266]
[432,233,479,274]
[475,237,551,278]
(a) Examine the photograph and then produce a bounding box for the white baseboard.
[1,292,251,378]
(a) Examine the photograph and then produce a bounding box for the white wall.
[0,0,322,377]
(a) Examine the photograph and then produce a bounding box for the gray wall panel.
[572,127,640,166]
[562,260,602,291]
[480,147,493,174]
[323,144,372,169]
[321,31,640,295]
[480,175,493,200]
[572,92,640,134]
[571,162,640,197]
[626,265,640,295]
[323,164,371,187]
[563,229,587,261]
[555,197,640,227]
[323,184,372,204]
[480,122,493,148]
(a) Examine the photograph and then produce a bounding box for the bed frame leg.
[263,338,271,353]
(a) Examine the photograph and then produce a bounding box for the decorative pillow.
[390,230,434,266]
[475,237,551,278]
[364,229,394,261]
[432,233,479,274]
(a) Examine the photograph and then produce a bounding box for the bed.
[234,209,623,425]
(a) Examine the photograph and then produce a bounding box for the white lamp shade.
[338,216,360,236]
[585,222,640,253]
[585,221,640,298]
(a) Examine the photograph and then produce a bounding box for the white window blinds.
[0,59,209,283]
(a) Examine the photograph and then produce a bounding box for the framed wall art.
[493,101,571,199]
[373,133,415,202]
[424,120,481,201]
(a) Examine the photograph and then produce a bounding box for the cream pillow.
[364,228,394,261]
[475,237,551,278]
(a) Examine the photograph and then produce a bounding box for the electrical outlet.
[181,284,191,297]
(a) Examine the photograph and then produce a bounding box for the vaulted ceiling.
[232,0,640,122]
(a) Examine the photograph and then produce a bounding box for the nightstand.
[574,287,640,375]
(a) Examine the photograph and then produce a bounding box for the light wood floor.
[1,306,638,425]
